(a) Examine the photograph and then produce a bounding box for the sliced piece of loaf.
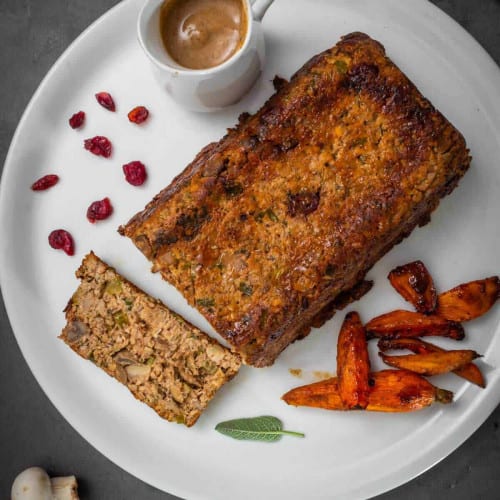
[60,252,241,426]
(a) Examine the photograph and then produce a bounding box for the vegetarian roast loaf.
[60,252,241,426]
[119,32,471,367]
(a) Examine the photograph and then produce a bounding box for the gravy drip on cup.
[160,0,248,70]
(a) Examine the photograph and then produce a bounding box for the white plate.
[1,0,500,498]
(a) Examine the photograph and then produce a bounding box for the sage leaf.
[215,416,304,442]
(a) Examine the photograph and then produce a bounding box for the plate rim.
[1,0,500,499]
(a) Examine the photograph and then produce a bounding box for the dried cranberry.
[87,197,113,223]
[48,229,75,256]
[84,136,112,157]
[123,161,147,186]
[287,190,321,217]
[95,92,116,111]
[272,75,288,91]
[69,111,85,129]
[128,106,149,124]
[31,174,59,191]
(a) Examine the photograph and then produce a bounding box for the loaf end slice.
[59,252,241,427]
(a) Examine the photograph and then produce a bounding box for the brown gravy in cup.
[160,0,248,70]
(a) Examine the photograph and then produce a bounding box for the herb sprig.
[215,416,304,442]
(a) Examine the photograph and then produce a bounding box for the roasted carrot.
[388,260,437,313]
[378,337,430,354]
[365,310,464,340]
[451,362,486,387]
[336,312,370,409]
[282,370,453,412]
[379,350,480,376]
[282,377,345,410]
[436,276,500,322]
[378,338,485,387]
[366,370,453,411]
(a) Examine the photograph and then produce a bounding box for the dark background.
[1,1,499,498]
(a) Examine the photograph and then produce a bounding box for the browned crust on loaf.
[301,279,374,336]
[59,252,241,426]
[119,32,471,367]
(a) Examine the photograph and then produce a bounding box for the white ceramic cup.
[137,0,274,112]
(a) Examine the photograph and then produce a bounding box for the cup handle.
[250,0,275,21]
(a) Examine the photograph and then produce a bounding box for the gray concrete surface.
[1,0,499,498]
